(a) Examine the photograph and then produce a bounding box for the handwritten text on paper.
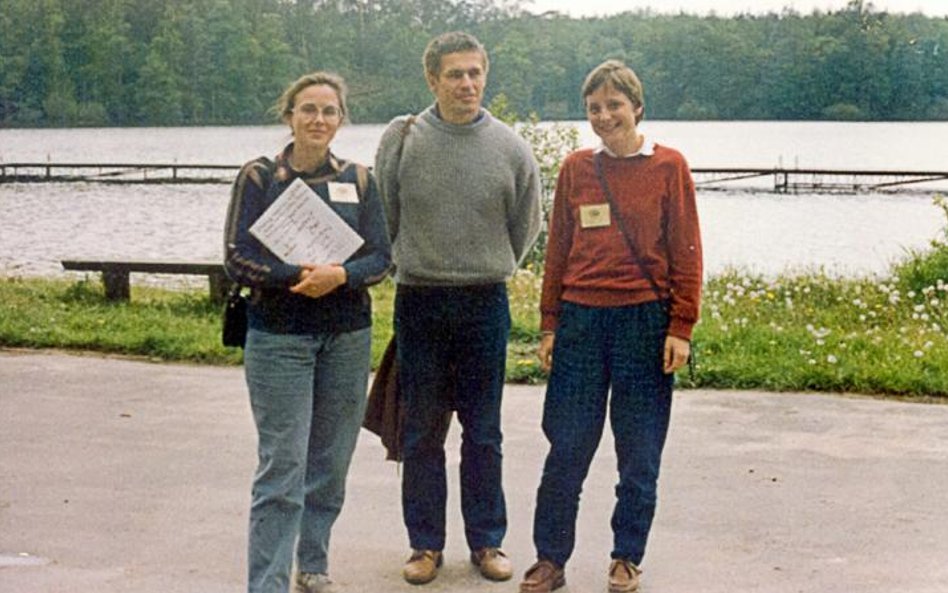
[249,178,364,265]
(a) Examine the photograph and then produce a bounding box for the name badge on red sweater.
[580,204,611,229]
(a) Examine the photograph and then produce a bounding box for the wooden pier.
[691,167,948,194]
[2,162,947,194]
[0,162,239,184]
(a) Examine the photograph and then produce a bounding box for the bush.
[76,102,109,126]
[822,102,865,121]
[927,97,948,121]
[676,99,719,120]
[893,195,948,295]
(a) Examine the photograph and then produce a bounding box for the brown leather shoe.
[608,559,641,593]
[471,547,513,581]
[402,550,442,585]
[519,559,565,593]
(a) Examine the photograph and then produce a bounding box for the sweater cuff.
[540,314,558,333]
[267,262,304,288]
[667,316,694,341]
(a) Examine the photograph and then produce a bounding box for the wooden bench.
[61,260,231,303]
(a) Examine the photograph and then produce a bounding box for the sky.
[525,0,948,18]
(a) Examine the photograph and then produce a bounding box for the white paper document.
[249,178,364,265]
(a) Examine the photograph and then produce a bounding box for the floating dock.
[692,167,948,193]
[2,162,947,194]
[0,162,239,184]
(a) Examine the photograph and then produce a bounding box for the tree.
[71,0,135,124]
[30,0,78,125]
[2,0,947,126]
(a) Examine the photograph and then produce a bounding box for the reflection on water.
[0,182,942,283]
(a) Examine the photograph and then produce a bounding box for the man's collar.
[595,138,656,158]
[431,103,486,124]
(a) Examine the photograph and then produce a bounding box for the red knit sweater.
[539,145,703,340]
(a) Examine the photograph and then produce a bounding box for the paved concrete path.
[2,349,947,593]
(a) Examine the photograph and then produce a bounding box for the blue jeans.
[243,327,371,593]
[532,301,673,567]
[395,284,511,552]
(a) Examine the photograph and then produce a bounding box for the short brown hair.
[581,60,645,123]
[274,71,349,123]
[422,31,489,77]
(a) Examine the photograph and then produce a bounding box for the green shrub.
[894,195,948,296]
[822,102,865,121]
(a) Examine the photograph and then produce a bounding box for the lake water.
[1,121,947,282]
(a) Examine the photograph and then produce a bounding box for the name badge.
[580,204,611,228]
[328,182,358,203]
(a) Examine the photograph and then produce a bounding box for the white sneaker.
[294,572,339,593]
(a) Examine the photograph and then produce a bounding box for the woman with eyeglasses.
[224,71,391,593]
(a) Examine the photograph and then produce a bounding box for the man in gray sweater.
[374,31,541,587]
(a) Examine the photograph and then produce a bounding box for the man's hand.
[290,264,346,299]
[538,333,555,373]
[663,335,690,374]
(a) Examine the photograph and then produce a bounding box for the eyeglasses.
[294,103,342,120]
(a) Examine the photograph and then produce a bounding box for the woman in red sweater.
[520,60,703,593]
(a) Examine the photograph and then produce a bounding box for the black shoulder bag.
[221,284,248,348]
[593,152,696,380]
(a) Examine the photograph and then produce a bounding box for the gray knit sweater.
[374,105,541,286]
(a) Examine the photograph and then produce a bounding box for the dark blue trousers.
[533,300,673,567]
[395,284,510,552]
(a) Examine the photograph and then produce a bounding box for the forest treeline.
[1,0,946,126]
